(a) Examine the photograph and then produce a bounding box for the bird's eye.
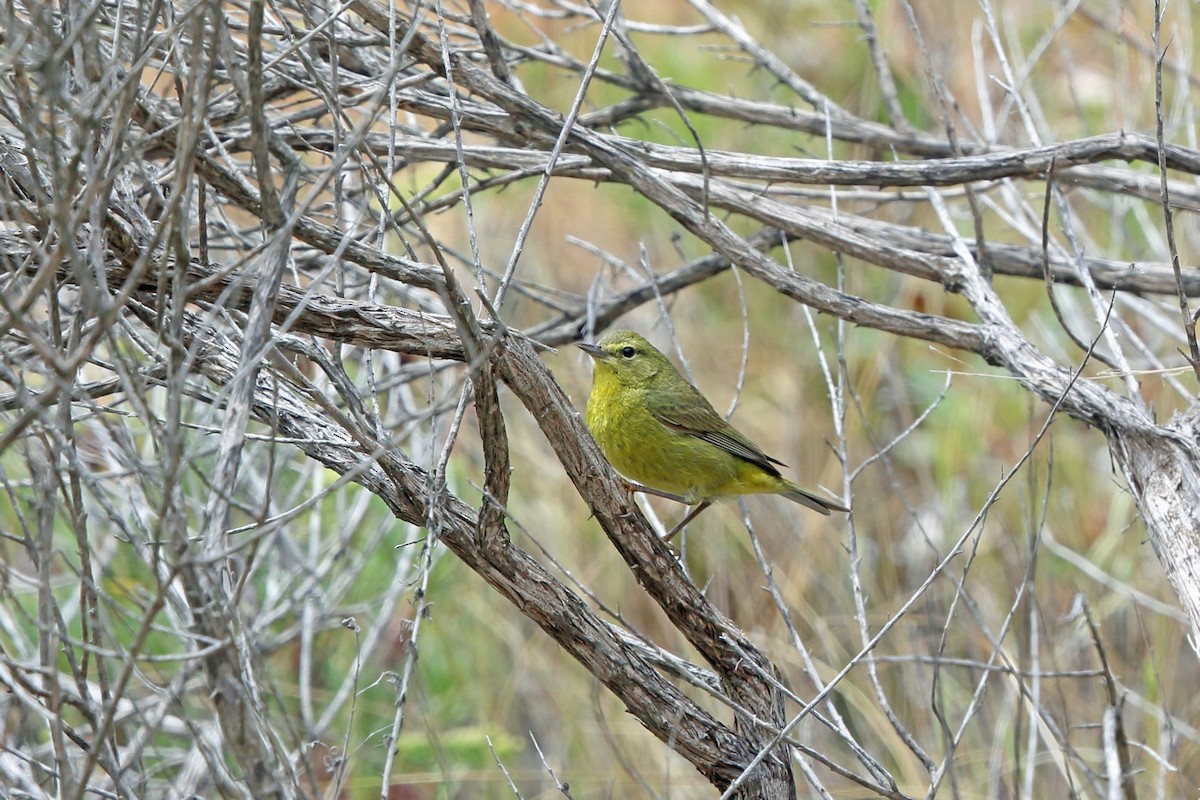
[620,346,636,358]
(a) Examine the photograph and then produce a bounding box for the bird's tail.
[780,480,849,515]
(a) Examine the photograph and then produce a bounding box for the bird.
[578,329,848,540]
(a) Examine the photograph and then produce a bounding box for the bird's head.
[577,330,671,387]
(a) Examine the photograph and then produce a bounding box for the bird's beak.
[576,342,608,360]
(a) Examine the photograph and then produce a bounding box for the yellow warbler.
[579,330,847,539]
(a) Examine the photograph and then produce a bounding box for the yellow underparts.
[586,369,786,504]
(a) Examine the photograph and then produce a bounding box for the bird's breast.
[584,371,631,449]
[585,375,709,499]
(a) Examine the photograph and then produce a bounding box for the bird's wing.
[647,387,785,476]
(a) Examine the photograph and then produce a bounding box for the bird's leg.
[618,480,702,543]
[623,481,688,504]
[662,502,711,543]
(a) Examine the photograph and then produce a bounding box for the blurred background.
[2,0,1198,798]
